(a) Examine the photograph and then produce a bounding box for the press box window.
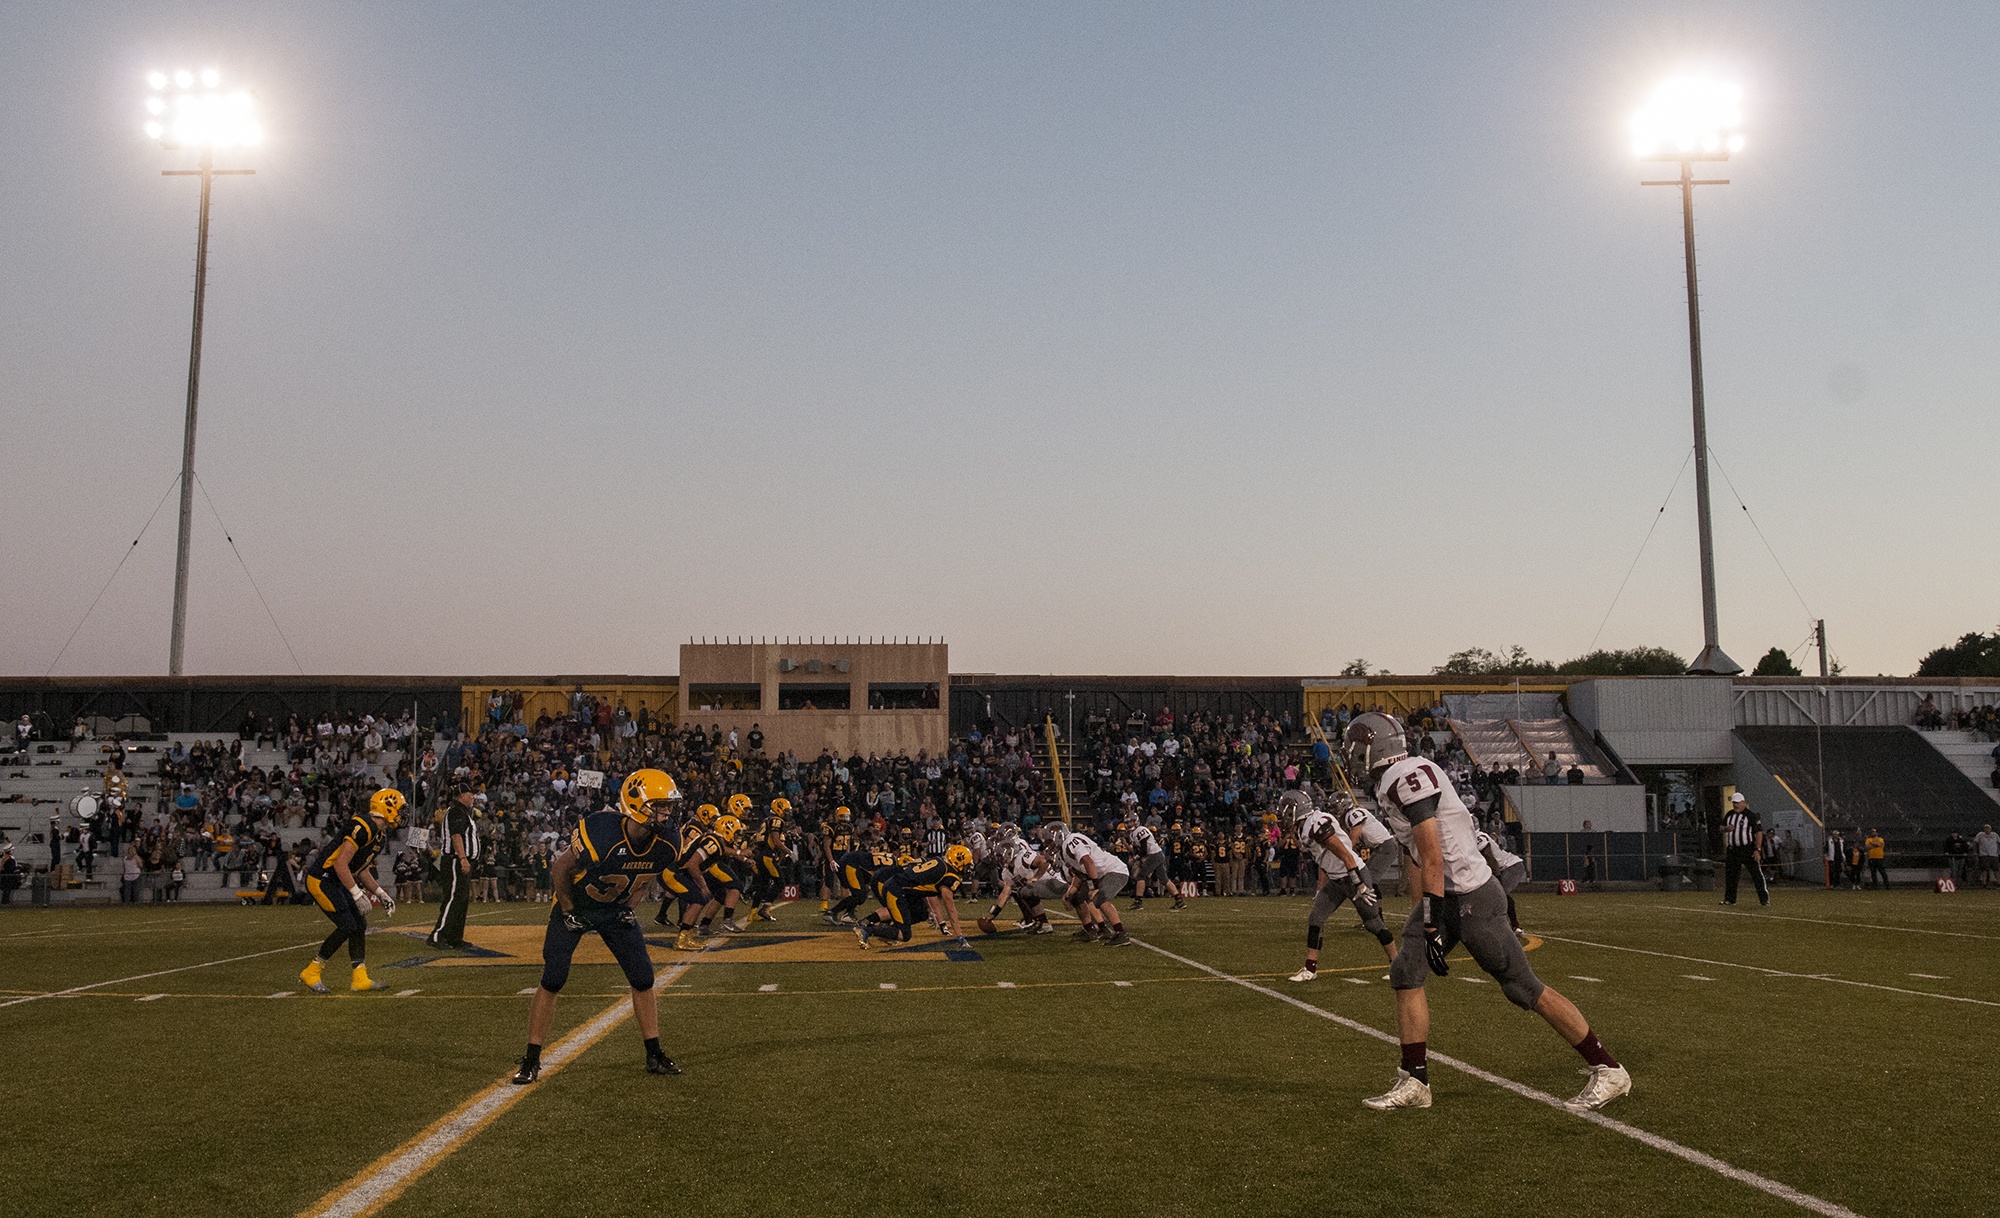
[687,684,761,712]
[779,684,851,711]
[868,683,939,710]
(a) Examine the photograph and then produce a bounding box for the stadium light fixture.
[1632,74,1745,677]
[145,68,258,676]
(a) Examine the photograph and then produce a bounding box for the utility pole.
[1644,154,1740,675]
[149,71,257,675]
[1815,619,1829,679]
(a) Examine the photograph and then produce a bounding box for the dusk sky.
[3,2,1994,678]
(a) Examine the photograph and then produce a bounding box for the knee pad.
[1374,927,1394,946]
[1306,925,1323,951]
[538,964,570,994]
[1501,973,1544,1011]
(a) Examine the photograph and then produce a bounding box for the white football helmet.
[1037,820,1071,847]
[1342,712,1409,780]
[1276,789,1315,825]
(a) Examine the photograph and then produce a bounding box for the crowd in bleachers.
[1912,694,1999,739]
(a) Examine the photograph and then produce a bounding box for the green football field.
[3,886,1995,1218]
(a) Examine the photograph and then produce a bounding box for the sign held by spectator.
[575,769,605,790]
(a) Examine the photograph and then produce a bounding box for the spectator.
[120,846,142,903]
[1974,824,1999,889]
[0,845,18,903]
[1863,829,1888,889]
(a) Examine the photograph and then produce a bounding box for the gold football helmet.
[694,803,719,827]
[619,769,681,824]
[726,793,752,818]
[944,844,973,872]
[713,814,743,844]
[368,788,406,827]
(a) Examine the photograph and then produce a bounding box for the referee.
[427,786,478,949]
[1721,792,1769,907]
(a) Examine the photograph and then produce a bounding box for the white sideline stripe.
[304,951,706,1218]
[1541,935,2000,1009]
[0,938,323,1010]
[1649,904,2000,941]
[1131,936,1867,1218]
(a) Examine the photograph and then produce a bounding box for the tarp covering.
[1448,717,1613,781]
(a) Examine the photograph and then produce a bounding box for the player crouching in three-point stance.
[1043,821,1132,946]
[1279,790,1396,982]
[513,769,683,1085]
[300,788,404,994]
[856,844,974,950]
[1342,713,1630,1113]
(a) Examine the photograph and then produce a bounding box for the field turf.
[3,886,1995,1218]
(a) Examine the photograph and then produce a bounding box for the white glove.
[375,892,396,918]
[348,884,371,908]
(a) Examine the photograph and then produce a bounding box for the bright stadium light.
[1632,75,1747,676]
[144,68,261,148]
[1630,76,1746,159]
[142,68,259,676]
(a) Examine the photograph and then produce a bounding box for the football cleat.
[1031,920,1054,935]
[511,1057,541,1086]
[755,903,777,922]
[1171,899,1187,911]
[1288,967,1318,983]
[652,910,674,927]
[837,912,857,925]
[1103,930,1132,947]
[1071,926,1101,943]
[350,964,375,992]
[673,930,702,952]
[299,960,328,994]
[1563,1064,1632,1112]
[646,1051,682,1076]
[1362,1069,1433,1111]
[821,912,839,927]
[1012,919,1035,930]
[854,923,872,950]
[721,918,746,934]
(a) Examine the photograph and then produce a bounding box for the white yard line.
[300,947,710,1218]
[1647,904,2000,941]
[1132,936,1867,1218]
[0,939,324,1010]
[1539,934,2000,1009]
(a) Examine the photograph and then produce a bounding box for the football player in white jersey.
[1041,822,1132,946]
[1343,713,1630,1113]
[1124,819,1172,910]
[1278,792,1397,982]
[1476,829,1529,941]
[985,837,1061,934]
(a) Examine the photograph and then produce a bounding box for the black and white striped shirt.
[1723,808,1761,849]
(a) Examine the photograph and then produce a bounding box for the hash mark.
[1683,974,1714,982]
[996,981,1017,988]
[138,993,167,1002]
[1570,975,1603,983]
[517,987,538,995]
[268,991,293,999]
[1113,981,1133,987]
[395,989,420,997]
[1345,977,1370,985]
[879,983,896,990]
[1460,977,1490,984]
[758,984,778,992]
[1909,973,1948,980]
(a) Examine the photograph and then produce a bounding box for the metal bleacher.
[1735,725,1994,868]
[1,732,401,904]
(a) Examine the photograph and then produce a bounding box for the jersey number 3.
[582,874,631,904]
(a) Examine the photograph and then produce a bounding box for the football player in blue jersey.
[856,844,973,949]
[512,769,683,1084]
[299,788,403,994]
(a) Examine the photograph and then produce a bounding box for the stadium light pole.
[146,69,260,676]
[1633,76,1745,676]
